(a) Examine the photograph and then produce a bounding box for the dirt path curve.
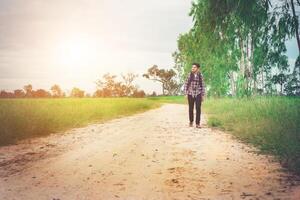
[0,103,300,200]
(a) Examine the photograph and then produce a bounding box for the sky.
[0,0,193,95]
[0,0,298,95]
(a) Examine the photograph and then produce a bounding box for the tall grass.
[147,95,216,105]
[0,98,161,146]
[204,96,300,174]
[148,95,300,173]
[147,95,185,104]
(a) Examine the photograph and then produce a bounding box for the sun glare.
[56,36,98,70]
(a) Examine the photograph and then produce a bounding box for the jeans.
[187,94,202,125]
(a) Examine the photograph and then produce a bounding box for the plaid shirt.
[183,72,205,98]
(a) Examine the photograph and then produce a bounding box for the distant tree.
[121,72,138,96]
[142,65,179,95]
[23,84,33,97]
[70,87,85,98]
[50,84,63,97]
[285,75,300,96]
[285,58,300,96]
[95,73,117,97]
[94,73,147,97]
[94,73,128,97]
[14,89,25,98]
[0,90,14,98]
[271,73,288,95]
[150,91,157,97]
[114,82,127,97]
[93,89,104,97]
[132,88,146,98]
[33,89,51,98]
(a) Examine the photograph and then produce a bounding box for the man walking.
[183,63,205,128]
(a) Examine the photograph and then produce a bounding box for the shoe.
[189,122,193,127]
[196,124,201,128]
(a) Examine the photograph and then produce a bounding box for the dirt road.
[0,103,299,200]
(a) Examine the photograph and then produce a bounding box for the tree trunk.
[229,71,236,96]
[239,37,246,95]
[261,69,265,94]
[251,34,255,94]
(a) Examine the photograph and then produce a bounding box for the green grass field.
[203,96,300,173]
[147,95,186,104]
[0,98,161,146]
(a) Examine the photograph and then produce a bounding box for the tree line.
[0,73,146,98]
[173,0,300,97]
[0,65,183,98]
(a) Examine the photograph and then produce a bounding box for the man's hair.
[192,63,201,68]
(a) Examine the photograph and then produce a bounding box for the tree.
[272,0,300,53]
[285,56,300,95]
[23,84,33,97]
[95,73,120,97]
[33,89,51,98]
[94,73,141,97]
[0,90,14,98]
[150,91,157,96]
[143,65,179,95]
[132,88,146,98]
[70,87,85,98]
[121,73,138,96]
[50,84,63,97]
[291,0,300,53]
[271,73,288,94]
[174,0,297,97]
[14,89,25,98]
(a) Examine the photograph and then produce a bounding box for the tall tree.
[23,84,33,97]
[70,87,85,98]
[143,65,179,95]
[174,0,297,96]
[51,84,64,97]
[121,73,138,96]
[14,89,25,98]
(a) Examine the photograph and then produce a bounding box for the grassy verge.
[204,96,300,174]
[0,98,161,146]
[147,95,185,104]
[148,95,300,174]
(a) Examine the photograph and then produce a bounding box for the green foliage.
[173,0,299,97]
[143,65,179,95]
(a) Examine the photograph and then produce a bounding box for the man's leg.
[188,94,195,123]
[195,94,202,125]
